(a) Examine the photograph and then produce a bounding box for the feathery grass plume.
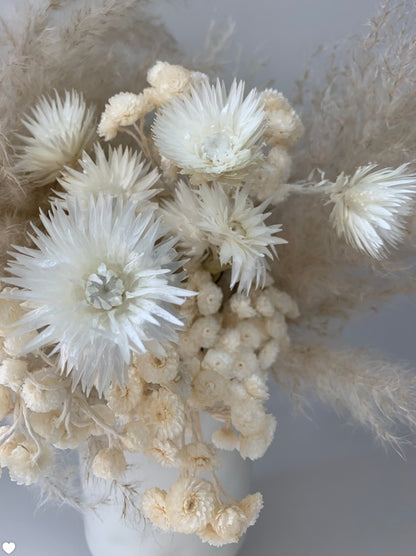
[293,0,416,180]
[0,0,181,210]
[275,342,416,448]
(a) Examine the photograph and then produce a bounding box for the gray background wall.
[1,1,416,555]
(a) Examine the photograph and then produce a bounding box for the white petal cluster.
[98,92,153,141]
[3,196,192,394]
[15,90,96,185]
[153,79,265,184]
[164,182,286,293]
[328,164,416,258]
[58,144,159,206]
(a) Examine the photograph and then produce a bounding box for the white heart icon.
[2,542,15,554]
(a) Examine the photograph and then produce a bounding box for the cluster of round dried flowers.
[2,58,414,546]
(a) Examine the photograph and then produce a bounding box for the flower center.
[202,133,232,162]
[229,220,246,236]
[85,263,125,310]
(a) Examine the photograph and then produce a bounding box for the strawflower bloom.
[328,164,416,258]
[153,79,265,184]
[58,143,159,205]
[3,195,192,394]
[15,90,95,185]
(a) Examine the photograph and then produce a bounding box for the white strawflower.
[98,92,148,141]
[328,164,416,258]
[58,144,159,205]
[15,90,95,185]
[92,448,126,479]
[134,346,179,384]
[153,79,265,184]
[161,181,209,259]
[147,61,192,96]
[141,487,171,531]
[178,442,220,473]
[21,369,67,413]
[196,183,286,293]
[165,477,216,534]
[3,196,192,395]
[146,438,178,467]
[146,389,185,440]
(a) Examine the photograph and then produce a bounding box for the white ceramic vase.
[82,416,252,556]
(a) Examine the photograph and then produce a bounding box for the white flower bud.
[239,414,276,460]
[147,438,178,467]
[21,370,67,413]
[92,448,126,479]
[0,359,28,391]
[147,61,192,97]
[231,399,267,436]
[197,283,223,315]
[202,349,234,377]
[229,293,257,319]
[190,316,221,349]
[141,487,170,531]
[178,442,220,473]
[258,340,280,371]
[135,347,179,384]
[3,332,37,357]
[165,477,216,534]
[121,420,150,452]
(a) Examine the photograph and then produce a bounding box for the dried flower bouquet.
[0,0,416,548]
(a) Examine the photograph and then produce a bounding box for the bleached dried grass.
[275,342,416,448]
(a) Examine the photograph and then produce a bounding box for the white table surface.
[1,1,415,555]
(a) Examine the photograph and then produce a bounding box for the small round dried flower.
[98,92,145,140]
[197,284,223,316]
[261,89,291,112]
[229,293,257,319]
[4,434,54,485]
[147,61,192,98]
[147,389,185,440]
[268,288,299,319]
[166,477,216,534]
[211,428,239,451]
[92,448,126,480]
[265,108,304,147]
[30,410,91,449]
[236,321,263,350]
[146,438,178,467]
[254,292,275,318]
[244,375,269,401]
[0,358,28,391]
[211,504,248,542]
[177,331,200,359]
[21,369,67,413]
[202,349,234,378]
[121,420,150,452]
[265,312,288,340]
[189,369,228,409]
[135,347,179,384]
[231,399,267,436]
[106,371,144,415]
[239,414,277,460]
[141,487,170,531]
[258,339,280,371]
[232,351,258,379]
[190,316,221,349]
[217,329,241,354]
[0,386,13,420]
[3,332,37,358]
[178,442,220,473]
[239,492,264,527]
